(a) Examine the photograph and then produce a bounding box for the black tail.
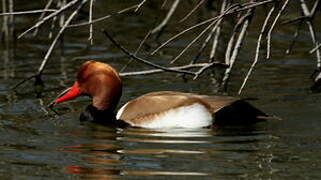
[213,100,270,126]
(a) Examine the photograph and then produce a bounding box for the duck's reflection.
[59,123,277,180]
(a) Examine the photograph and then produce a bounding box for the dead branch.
[190,23,218,64]
[18,0,81,39]
[67,4,138,28]
[179,0,205,23]
[286,20,303,55]
[8,0,321,96]
[103,30,196,76]
[310,43,321,54]
[150,0,180,35]
[170,19,217,64]
[222,7,254,91]
[120,30,152,73]
[88,0,95,44]
[0,9,56,16]
[120,63,226,77]
[37,0,88,76]
[193,61,228,80]
[12,0,87,89]
[135,0,147,12]
[238,5,275,95]
[33,0,54,36]
[151,0,275,56]
[266,0,290,60]
[209,0,228,63]
[300,0,321,69]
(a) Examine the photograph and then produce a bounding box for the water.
[1,1,321,179]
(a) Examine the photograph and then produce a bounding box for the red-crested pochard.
[51,60,269,128]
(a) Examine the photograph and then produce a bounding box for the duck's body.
[52,61,268,128]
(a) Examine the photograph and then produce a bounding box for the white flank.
[116,102,129,120]
[138,103,212,129]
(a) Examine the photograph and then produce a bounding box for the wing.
[116,91,240,125]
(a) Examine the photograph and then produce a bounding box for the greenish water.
[1,1,321,179]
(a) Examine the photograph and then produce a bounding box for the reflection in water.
[57,124,277,179]
[1,1,321,179]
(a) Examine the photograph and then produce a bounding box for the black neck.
[80,105,129,128]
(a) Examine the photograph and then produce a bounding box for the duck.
[50,60,269,128]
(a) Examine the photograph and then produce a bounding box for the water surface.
[1,1,321,179]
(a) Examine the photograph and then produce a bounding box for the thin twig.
[238,5,275,95]
[161,0,168,9]
[151,0,180,34]
[11,75,36,90]
[103,30,196,75]
[135,0,147,12]
[222,8,253,91]
[300,0,321,69]
[33,0,54,36]
[225,11,251,64]
[151,1,274,56]
[18,0,81,39]
[0,9,56,16]
[193,62,228,80]
[280,0,320,24]
[67,4,138,28]
[266,0,290,59]
[120,30,152,73]
[190,24,218,64]
[310,43,321,54]
[170,20,217,64]
[120,63,227,76]
[151,4,239,56]
[88,0,94,44]
[307,21,321,68]
[179,0,205,23]
[281,16,308,25]
[209,0,228,62]
[38,0,88,76]
[286,20,303,54]
[310,0,321,18]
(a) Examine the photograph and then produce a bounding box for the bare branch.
[170,20,217,64]
[88,0,95,44]
[151,0,180,34]
[266,0,290,59]
[151,1,274,56]
[18,0,81,39]
[191,23,218,64]
[37,0,88,76]
[238,5,275,95]
[209,0,228,62]
[120,63,226,76]
[67,4,138,28]
[103,30,196,76]
[193,61,228,80]
[0,9,56,16]
[120,30,152,73]
[222,8,253,91]
[310,0,321,18]
[135,0,147,12]
[286,20,303,54]
[310,43,321,54]
[300,0,321,68]
[179,0,205,23]
[33,0,54,36]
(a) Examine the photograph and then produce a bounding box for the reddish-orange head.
[53,60,122,112]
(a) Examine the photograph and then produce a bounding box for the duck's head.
[51,60,122,121]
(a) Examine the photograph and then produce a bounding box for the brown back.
[118,91,239,124]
